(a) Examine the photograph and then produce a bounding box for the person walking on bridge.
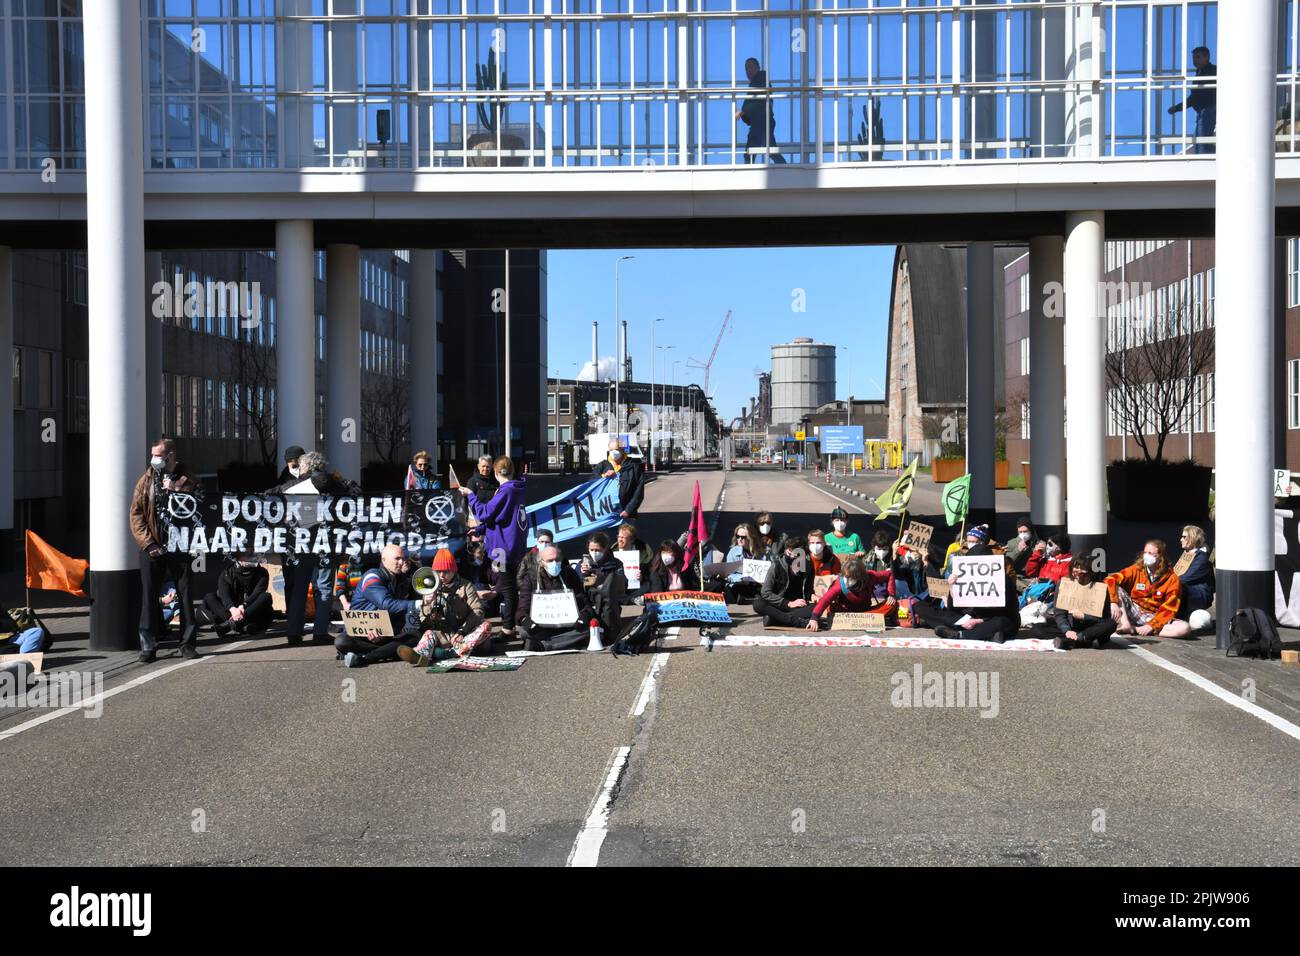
[1168,45,1216,154]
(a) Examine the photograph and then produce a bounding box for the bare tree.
[220,337,277,469]
[361,373,410,465]
[1105,306,1215,462]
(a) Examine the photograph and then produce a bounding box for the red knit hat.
[432,549,457,572]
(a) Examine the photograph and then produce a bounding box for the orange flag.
[25,530,88,598]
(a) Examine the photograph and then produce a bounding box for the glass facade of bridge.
[10,0,1300,170]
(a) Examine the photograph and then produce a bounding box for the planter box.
[931,457,966,483]
[995,459,1010,489]
[1107,460,1212,521]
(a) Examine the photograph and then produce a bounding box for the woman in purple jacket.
[459,455,528,639]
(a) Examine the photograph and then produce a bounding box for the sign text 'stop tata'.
[157,488,465,559]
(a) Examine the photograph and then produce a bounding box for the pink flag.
[683,480,708,568]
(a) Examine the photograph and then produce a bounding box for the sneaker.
[286,634,303,646]
[343,652,365,668]
[1053,635,1071,651]
[213,621,232,637]
[523,637,545,652]
[762,615,774,628]
[397,645,420,666]
[992,631,1008,645]
[933,624,961,640]
[179,645,201,660]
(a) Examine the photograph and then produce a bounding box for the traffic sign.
[820,425,864,454]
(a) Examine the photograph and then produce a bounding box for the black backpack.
[610,605,660,657]
[1227,608,1283,659]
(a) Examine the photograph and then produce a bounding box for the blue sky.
[546,246,896,422]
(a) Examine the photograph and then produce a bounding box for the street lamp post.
[614,255,634,436]
[658,343,674,466]
[650,317,663,471]
[505,249,512,459]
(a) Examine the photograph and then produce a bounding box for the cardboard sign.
[615,549,642,590]
[342,610,393,639]
[643,591,725,604]
[900,521,934,555]
[0,652,44,674]
[949,554,1007,607]
[742,558,772,583]
[1055,578,1108,618]
[813,574,836,599]
[1172,550,1196,577]
[530,590,580,627]
[926,577,951,600]
[829,612,886,633]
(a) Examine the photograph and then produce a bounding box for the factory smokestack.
[591,321,598,372]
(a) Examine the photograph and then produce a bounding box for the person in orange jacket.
[1105,539,1191,638]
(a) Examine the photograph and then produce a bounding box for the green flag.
[873,458,919,520]
[942,473,971,526]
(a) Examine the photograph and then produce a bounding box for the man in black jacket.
[1168,46,1216,154]
[277,444,305,485]
[752,534,814,627]
[736,57,786,164]
[467,454,497,501]
[517,544,596,651]
[202,558,273,636]
[594,437,645,519]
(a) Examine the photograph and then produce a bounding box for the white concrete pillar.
[1029,236,1066,530]
[144,251,163,445]
[965,242,996,525]
[409,250,439,474]
[276,220,316,465]
[332,0,361,164]
[1065,2,1100,157]
[0,247,12,532]
[1064,211,1106,553]
[1215,0,1279,646]
[326,244,361,481]
[84,0,146,650]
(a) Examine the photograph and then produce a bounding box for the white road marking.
[0,640,254,744]
[567,745,632,867]
[630,648,671,717]
[805,479,878,516]
[1128,645,1300,743]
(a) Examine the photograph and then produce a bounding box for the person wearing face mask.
[806,530,842,578]
[459,455,528,641]
[826,508,865,560]
[580,531,629,634]
[516,529,555,591]
[517,543,596,651]
[129,437,201,662]
[722,523,761,604]
[862,530,894,572]
[646,539,700,593]
[891,544,928,599]
[1024,532,1073,588]
[922,539,1022,643]
[459,541,503,618]
[1031,556,1116,650]
[277,445,306,485]
[201,556,272,637]
[594,437,645,519]
[753,511,781,558]
[1005,517,1038,581]
[401,549,488,666]
[1106,540,1189,638]
[580,532,625,583]
[753,534,816,628]
[942,525,991,577]
[806,557,897,630]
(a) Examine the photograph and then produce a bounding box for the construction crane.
[687,310,730,397]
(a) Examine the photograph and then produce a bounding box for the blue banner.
[651,598,733,625]
[820,425,865,454]
[525,476,622,545]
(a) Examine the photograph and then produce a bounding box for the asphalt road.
[1,466,1298,866]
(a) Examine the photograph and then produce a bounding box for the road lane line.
[0,640,254,744]
[567,745,632,867]
[1128,645,1300,742]
[804,478,878,516]
[630,649,671,717]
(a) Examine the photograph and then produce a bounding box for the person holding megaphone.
[401,549,490,667]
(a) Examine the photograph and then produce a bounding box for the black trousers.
[751,595,813,628]
[139,551,197,654]
[202,591,273,633]
[498,563,518,630]
[334,632,418,665]
[524,624,589,651]
[1032,617,1117,645]
[912,602,1020,642]
[284,560,334,640]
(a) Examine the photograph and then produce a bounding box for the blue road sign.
[820,425,864,455]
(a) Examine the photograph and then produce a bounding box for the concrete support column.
[965,242,996,528]
[325,244,361,481]
[1215,0,1279,648]
[1029,236,1066,533]
[1064,211,1107,561]
[409,250,439,475]
[84,0,146,650]
[276,220,316,464]
[145,251,163,445]
[1065,2,1100,157]
[0,247,13,535]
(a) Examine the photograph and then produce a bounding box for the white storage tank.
[770,337,836,427]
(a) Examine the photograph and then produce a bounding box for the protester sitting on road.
[459,455,528,641]
[1174,525,1215,628]
[943,525,990,576]
[918,542,1021,643]
[595,437,646,519]
[862,530,894,572]
[1005,517,1039,580]
[646,539,700,593]
[0,604,51,655]
[616,522,653,577]
[518,543,597,651]
[826,507,865,560]
[201,557,272,637]
[460,540,503,618]
[754,511,781,558]
[753,534,815,628]
[1031,556,1117,651]
[891,544,929,600]
[1106,540,1190,638]
[1024,532,1073,588]
[806,556,897,630]
[467,454,497,500]
[807,529,842,579]
[517,528,555,590]
[580,532,625,585]
[405,450,441,490]
[337,544,428,667]
[723,523,762,604]
[401,549,488,666]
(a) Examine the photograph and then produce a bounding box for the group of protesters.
[126,430,1221,665]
